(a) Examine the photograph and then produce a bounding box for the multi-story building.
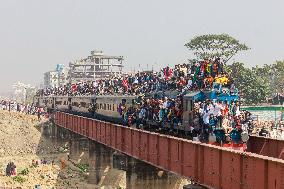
[69,50,123,83]
[44,64,69,88]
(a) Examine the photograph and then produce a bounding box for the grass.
[19,168,29,176]
[12,176,26,183]
[76,163,89,173]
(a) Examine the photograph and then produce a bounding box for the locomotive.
[35,89,248,151]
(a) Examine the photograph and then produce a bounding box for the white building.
[12,82,36,103]
[44,64,69,88]
[69,50,123,83]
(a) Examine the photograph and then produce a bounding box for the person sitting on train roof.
[37,57,237,99]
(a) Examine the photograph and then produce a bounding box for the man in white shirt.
[203,110,210,125]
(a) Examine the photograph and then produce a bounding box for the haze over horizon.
[0,0,284,92]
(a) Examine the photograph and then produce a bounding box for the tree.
[269,61,284,94]
[185,34,249,63]
[225,62,270,105]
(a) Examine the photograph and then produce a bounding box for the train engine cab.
[182,92,203,131]
[182,91,248,151]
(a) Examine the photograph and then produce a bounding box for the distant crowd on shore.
[254,120,284,139]
[0,100,45,119]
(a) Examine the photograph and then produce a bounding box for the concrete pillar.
[125,157,188,189]
[68,133,89,164]
[42,121,51,137]
[78,138,89,164]
[88,140,102,185]
[88,141,114,185]
[183,184,207,189]
[50,123,57,139]
[126,157,138,189]
[69,133,80,162]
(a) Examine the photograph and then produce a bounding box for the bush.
[76,164,89,173]
[19,168,29,176]
[13,176,26,183]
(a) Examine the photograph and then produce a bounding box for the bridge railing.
[55,111,284,189]
[248,135,284,160]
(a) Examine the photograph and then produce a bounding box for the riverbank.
[0,110,88,189]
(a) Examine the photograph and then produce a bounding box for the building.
[12,82,36,103]
[44,71,58,88]
[44,64,69,88]
[69,50,123,83]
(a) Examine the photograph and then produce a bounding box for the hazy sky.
[0,0,284,92]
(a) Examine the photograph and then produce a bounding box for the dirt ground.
[0,110,88,189]
[0,110,188,189]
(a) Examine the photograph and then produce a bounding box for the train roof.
[95,95,137,99]
[183,90,239,102]
[184,91,203,100]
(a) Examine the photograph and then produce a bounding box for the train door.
[182,96,194,130]
[52,97,55,109]
[68,98,72,111]
[91,98,96,117]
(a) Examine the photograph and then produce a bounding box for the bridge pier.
[88,141,114,185]
[69,133,89,164]
[51,122,69,141]
[126,157,189,189]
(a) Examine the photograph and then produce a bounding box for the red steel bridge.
[55,111,284,189]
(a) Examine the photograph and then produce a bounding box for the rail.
[248,135,284,160]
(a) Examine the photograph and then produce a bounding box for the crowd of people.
[118,95,252,143]
[255,120,284,138]
[38,58,251,143]
[38,58,236,97]
[0,100,45,119]
[119,96,183,130]
[190,100,253,143]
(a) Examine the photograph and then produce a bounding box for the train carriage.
[37,96,55,110]
[34,88,248,151]
[70,96,95,116]
[95,95,137,124]
[54,96,69,111]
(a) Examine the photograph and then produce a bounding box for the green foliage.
[76,163,89,173]
[19,168,29,176]
[185,34,249,63]
[225,62,270,105]
[263,61,284,94]
[13,176,26,183]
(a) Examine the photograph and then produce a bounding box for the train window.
[72,102,79,107]
[190,100,194,111]
[80,102,86,107]
[56,101,62,105]
[185,100,188,111]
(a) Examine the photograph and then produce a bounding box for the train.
[35,89,248,151]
